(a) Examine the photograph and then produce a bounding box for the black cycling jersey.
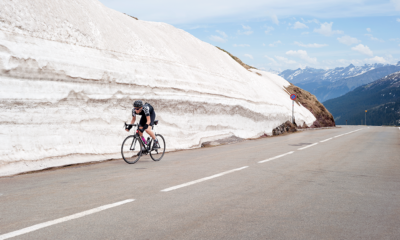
[132,103,154,117]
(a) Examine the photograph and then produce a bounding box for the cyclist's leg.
[144,112,156,139]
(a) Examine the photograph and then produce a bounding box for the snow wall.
[0,0,316,176]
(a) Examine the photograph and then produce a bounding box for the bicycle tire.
[150,134,166,161]
[121,135,142,164]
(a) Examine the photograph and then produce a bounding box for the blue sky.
[99,0,400,72]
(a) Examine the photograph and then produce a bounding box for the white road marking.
[398,127,400,130]
[0,199,134,240]
[333,134,345,138]
[258,151,294,163]
[320,138,333,143]
[161,166,249,192]
[298,143,318,150]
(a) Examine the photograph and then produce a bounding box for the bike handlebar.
[124,122,137,129]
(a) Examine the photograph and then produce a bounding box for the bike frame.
[125,123,157,152]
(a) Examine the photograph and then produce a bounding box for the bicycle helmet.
[133,100,143,108]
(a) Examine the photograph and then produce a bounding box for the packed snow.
[0,0,316,176]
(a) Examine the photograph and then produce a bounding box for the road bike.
[121,120,166,164]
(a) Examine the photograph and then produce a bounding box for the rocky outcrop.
[285,84,336,128]
[272,121,297,135]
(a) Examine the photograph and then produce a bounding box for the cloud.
[306,19,320,24]
[99,1,400,25]
[238,24,253,35]
[209,30,228,43]
[233,44,250,47]
[293,21,309,29]
[398,18,400,22]
[264,26,274,34]
[365,56,387,64]
[244,54,253,59]
[264,55,277,63]
[271,15,279,25]
[366,28,371,32]
[269,40,282,47]
[216,30,228,38]
[188,25,210,30]
[337,35,361,45]
[365,34,385,42]
[294,41,328,48]
[391,0,400,10]
[209,35,226,43]
[275,56,297,64]
[351,44,373,56]
[286,50,317,64]
[314,22,343,36]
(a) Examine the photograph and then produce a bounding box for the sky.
[98,0,400,72]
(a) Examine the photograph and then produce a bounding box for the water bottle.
[141,136,147,145]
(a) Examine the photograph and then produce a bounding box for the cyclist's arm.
[130,116,136,125]
[146,116,150,125]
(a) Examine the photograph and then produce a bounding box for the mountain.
[323,71,400,126]
[280,64,382,84]
[0,0,317,176]
[280,63,400,102]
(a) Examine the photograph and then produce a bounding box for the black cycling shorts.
[139,111,156,127]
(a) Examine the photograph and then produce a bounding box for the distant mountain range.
[323,71,400,126]
[279,62,400,102]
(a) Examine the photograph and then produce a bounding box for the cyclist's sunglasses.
[134,107,142,110]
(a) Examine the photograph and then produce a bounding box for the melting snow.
[0,0,315,176]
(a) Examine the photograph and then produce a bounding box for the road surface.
[0,126,399,239]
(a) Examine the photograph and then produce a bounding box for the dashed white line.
[320,138,333,143]
[0,199,134,240]
[258,151,294,163]
[298,143,318,150]
[161,166,249,192]
[333,134,345,138]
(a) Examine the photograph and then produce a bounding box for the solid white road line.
[161,166,249,192]
[298,143,318,150]
[320,138,333,143]
[258,151,294,163]
[0,199,134,240]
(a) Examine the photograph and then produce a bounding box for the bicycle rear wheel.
[150,134,165,161]
[121,135,142,164]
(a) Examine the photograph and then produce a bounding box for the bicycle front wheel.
[150,134,165,161]
[121,135,142,164]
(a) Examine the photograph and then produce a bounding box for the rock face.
[0,0,316,176]
[285,84,336,128]
[272,121,297,135]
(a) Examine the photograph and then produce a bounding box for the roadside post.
[290,94,297,124]
[365,110,367,126]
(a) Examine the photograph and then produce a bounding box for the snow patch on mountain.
[281,63,389,84]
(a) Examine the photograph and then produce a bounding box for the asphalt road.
[0,126,399,240]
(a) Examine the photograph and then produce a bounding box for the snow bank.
[0,0,316,176]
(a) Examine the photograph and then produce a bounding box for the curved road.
[0,126,399,239]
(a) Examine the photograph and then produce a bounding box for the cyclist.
[126,100,159,152]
